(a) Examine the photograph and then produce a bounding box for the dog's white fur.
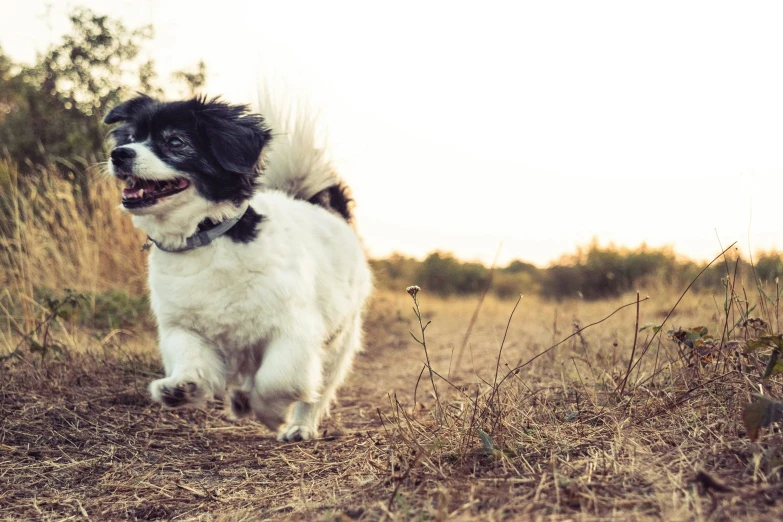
[115,97,372,441]
[255,90,340,201]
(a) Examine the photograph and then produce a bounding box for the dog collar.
[142,203,250,253]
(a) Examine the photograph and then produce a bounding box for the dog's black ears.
[200,101,272,174]
[104,95,155,124]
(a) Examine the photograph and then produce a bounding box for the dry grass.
[0,159,147,325]
[3,289,783,521]
[3,160,783,520]
[1,158,146,353]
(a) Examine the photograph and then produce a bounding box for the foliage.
[1,289,88,364]
[0,8,206,173]
[0,9,151,168]
[371,252,539,299]
[542,240,684,299]
[416,251,490,297]
[371,243,783,301]
[172,60,207,97]
[34,288,150,330]
[753,252,783,283]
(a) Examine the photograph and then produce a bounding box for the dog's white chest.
[147,246,276,348]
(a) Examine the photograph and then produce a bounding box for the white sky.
[2,0,783,266]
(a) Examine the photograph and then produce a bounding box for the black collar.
[142,204,250,253]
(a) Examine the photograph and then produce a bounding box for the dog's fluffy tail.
[255,90,354,223]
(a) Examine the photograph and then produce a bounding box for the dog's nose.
[111,147,136,167]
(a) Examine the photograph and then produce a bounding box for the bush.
[369,242,783,301]
[415,252,490,297]
[541,242,680,300]
[29,288,150,331]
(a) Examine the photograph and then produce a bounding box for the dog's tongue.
[123,179,159,197]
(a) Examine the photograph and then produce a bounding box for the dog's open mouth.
[122,176,190,208]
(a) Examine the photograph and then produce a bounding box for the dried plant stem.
[487,295,523,424]
[617,291,641,396]
[408,289,443,422]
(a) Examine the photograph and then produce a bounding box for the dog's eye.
[167,136,185,149]
[127,134,135,143]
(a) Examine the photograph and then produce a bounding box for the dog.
[103,94,372,442]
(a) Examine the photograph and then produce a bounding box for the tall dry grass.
[0,158,147,293]
[0,158,148,351]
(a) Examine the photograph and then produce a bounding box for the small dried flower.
[406,285,420,298]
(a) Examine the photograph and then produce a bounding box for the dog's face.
[104,95,271,216]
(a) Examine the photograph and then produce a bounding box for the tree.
[172,60,207,97]
[0,8,206,172]
[0,9,157,169]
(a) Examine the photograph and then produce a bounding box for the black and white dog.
[104,94,372,442]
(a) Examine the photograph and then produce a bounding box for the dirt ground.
[3,291,783,521]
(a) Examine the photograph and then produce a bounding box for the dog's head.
[103,95,272,216]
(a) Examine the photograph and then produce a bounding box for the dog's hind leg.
[280,313,363,442]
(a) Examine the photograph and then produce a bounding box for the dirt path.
[0,295,470,521]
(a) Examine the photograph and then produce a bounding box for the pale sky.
[2,0,783,266]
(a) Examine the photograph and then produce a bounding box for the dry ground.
[2,289,783,521]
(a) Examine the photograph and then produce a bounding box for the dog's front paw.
[278,424,315,442]
[149,378,206,407]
